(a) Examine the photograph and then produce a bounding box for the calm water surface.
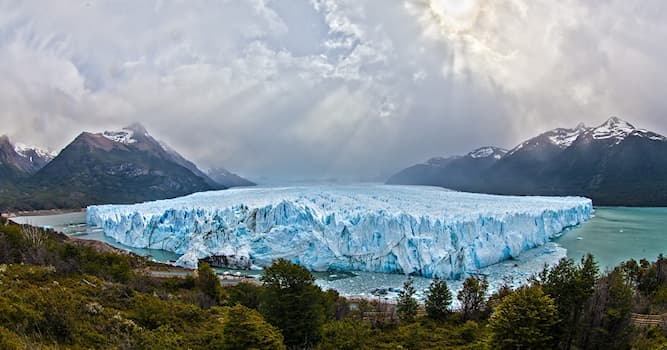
[12,207,667,299]
[555,207,667,270]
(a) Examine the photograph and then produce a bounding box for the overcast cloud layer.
[1,0,666,181]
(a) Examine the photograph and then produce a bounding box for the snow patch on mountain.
[547,124,588,148]
[14,143,57,160]
[102,129,137,144]
[468,147,508,159]
[87,185,592,278]
[591,117,636,142]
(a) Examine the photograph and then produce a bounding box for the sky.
[1,0,666,182]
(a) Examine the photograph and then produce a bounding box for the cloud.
[0,0,665,181]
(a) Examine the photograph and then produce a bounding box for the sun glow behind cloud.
[1,0,667,180]
[406,0,522,79]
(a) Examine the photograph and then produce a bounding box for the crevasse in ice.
[86,185,592,278]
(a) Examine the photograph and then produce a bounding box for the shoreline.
[4,208,85,218]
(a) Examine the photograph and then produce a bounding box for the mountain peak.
[124,122,148,135]
[600,116,635,130]
[100,123,156,146]
[591,116,637,142]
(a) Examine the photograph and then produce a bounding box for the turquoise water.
[13,207,667,271]
[555,207,667,270]
[11,212,181,262]
[11,207,667,299]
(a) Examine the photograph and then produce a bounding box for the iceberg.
[86,185,592,278]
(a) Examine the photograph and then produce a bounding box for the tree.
[318,320,373,350]
[259,259,325,348]
[578,268,633,349]
[396,278,419,323]
[196,261,223,305]
[217,305,286,350]
[227,282,263,310]
[488,285,559,350]
[457,276,488,321]
[424,277,453,320]
[538,255,599,349]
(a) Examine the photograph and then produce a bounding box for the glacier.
[86,185,592,278]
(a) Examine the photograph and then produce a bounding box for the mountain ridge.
[0,124,254,211]
[387,117,667,206]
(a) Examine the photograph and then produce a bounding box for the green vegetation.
[4,216,667,349]
[458,275,489,321]
[425,277,454,320]
[488,285,558,349]
[259,258,326,348]
[397,278,419,323]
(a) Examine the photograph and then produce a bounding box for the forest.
[1,216,667,349]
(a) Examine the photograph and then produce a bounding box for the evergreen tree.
[424,277,453,320]
[218,305,286,350]
[196,261,223,304]
[259,259,325,348]
[396,278,419,323]
[539,254,599,349]
[457,276,488,321]
[489,285,559,350]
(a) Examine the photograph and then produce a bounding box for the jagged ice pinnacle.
[86,185,592,278]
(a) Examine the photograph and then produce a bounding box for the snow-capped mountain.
[388,117,667,206]
[23,124,224,208]
[0,135,54,179]
[386,146,508,190]
[468,146,508,159]
[507,123,588,157]
[0,123,256,211]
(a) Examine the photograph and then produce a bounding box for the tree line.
[3,216,667,349]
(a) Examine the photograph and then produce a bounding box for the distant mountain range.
[0,124,254,211]
[387,117,667,206]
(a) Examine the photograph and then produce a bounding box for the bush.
[196,262,224,306]
[0,325,27,350]
[318,320,373,350]
[218,305,285,350]
[488,285,558,350]
[227,282,263,309]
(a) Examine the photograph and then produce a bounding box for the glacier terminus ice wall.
[86,185,593,278]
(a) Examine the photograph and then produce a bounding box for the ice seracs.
[87,185,593,278]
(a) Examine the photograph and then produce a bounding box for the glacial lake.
[11,207,667,300]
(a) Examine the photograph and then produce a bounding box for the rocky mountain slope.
[0,124,254,211]
[387,117,667,206]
